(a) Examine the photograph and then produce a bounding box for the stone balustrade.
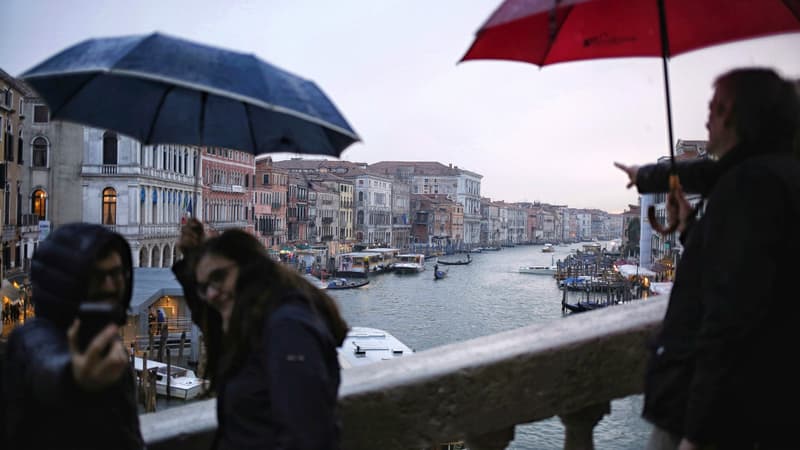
[141,296,667,450]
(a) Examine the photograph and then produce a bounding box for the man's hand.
[666,182,693,234]
[67,319,129,392]
[613,162,639,189]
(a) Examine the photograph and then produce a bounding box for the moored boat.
[133,356,206,401]
[337,326,413,369]
[519,265,556,275]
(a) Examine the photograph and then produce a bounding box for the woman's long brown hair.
[198,229,348,388]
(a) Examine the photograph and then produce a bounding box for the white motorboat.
[518,265,557,275]
[392,254,426,274]
[133,356,207,400]
[337,326,414,369]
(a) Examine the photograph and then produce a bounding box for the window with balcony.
[102,187,117,225]
[32,137,48,168]
[103,132,118,165]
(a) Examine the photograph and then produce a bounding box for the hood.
[30,223,133,329]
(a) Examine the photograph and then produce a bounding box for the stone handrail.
[141,296,667,450]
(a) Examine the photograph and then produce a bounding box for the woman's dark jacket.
[173,259,341,450]
[2,223,143,450]
[637,148,800,447]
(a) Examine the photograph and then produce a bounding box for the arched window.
[102,132,118,165]
[32,189,47,220]
[102,187,117,224]
[357,210,364,225]
[32,137,48,167]
[358,191,364,202]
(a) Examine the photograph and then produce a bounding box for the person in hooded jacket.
[173,220,348,450]
[618,68,800,449]
[2,223,143,450]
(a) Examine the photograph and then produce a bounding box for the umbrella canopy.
[461,0,800,66]
[461,0,800,159]
[21,32,360,157]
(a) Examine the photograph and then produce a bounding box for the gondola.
[437,255,471,265]
[562,300,616,313]
[326,278,370,290]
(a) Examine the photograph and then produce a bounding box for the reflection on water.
[329,243,651,450]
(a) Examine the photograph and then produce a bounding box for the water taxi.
[519,265,556,275]
[392,254,426,274]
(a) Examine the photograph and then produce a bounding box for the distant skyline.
[2,0,799,213]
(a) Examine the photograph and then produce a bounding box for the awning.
[0,279,22,303]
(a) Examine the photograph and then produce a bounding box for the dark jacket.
[2,223,143,450]
[173,260,341,450]
[640,147,800,447]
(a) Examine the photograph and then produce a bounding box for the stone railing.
[141,297,667,450]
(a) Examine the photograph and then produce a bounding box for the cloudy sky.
[3,0,799,212]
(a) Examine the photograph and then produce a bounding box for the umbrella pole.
[657,0,676,169]
[649,0,681,237]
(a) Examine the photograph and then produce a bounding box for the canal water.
[328,243,652,450]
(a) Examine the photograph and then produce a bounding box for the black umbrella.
[21,32,360,156]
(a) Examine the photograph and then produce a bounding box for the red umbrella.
[461,0,800,233]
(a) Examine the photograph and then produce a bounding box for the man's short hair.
[714,68,800,153]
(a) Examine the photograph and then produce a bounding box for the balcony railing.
[81,165,196,185]
[210,184,245,193]
[140,297,666,450]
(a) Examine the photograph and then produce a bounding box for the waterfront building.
[202,146,254,239]
[354,169,392,246]
[621,203,641,256]
[306,172,355,248]
[410,194,462,249]
[308,180,339,244]
[575,210,592,240]
[254,156,288,248]
[368,161,483,246]
[480,198,505,245]
[0,69,33,280]
[502,202,527,244]
[287,174,310,243]
[84,131,200,267]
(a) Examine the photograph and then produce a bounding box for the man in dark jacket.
[2,223,143,449]
[620,68,800,450]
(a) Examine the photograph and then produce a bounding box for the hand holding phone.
[69,303,129,391]
[76,302,119,353]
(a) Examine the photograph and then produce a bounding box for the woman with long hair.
[173,219,348,450]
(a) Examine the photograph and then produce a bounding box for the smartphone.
[77,302,119,353]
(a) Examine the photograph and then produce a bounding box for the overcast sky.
[3,0,799,213]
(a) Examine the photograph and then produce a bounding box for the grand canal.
[328,243,652,449]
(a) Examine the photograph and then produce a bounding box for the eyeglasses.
[195,263,237,300]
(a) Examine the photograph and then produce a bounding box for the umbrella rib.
[539,4,576,65]
[199,92,208,145]
[47,73,101,120]
[243,102,259,153]
[144,85,174,145]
